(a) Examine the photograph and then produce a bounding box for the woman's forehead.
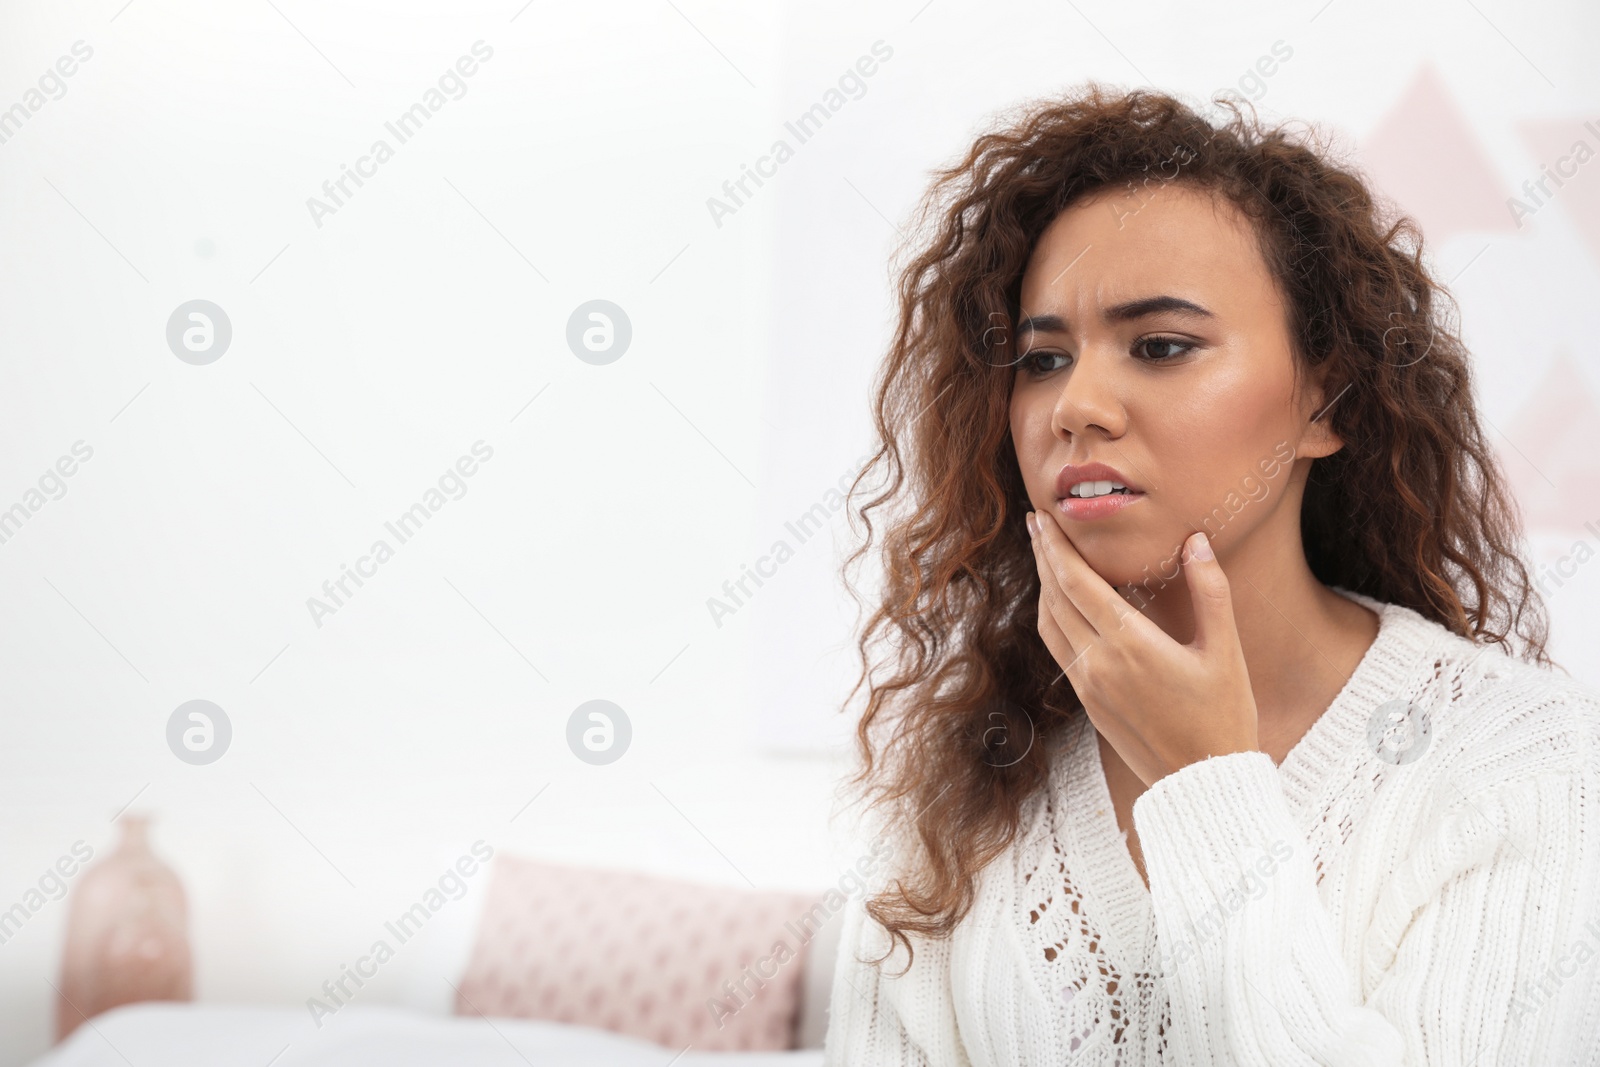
[1019,186,1275,316]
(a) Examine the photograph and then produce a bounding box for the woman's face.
[1008,181,1340,594]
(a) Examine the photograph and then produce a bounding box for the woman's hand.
[1027,508,1260,787]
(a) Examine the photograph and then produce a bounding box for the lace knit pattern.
[823,591,1600,1065]
[1019,719,1170,1062]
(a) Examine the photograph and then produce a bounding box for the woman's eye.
[1136,337,1194,361]
[1021,350,1068,374]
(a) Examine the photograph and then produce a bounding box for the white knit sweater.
[823,590,1600,1065]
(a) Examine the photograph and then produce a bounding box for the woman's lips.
[1055,461,1142,498]
[1055,490,1146,521]
[1052,460,1147,521]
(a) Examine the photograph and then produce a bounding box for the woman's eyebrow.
[1017,295,1216,336]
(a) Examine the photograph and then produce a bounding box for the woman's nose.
[1050,347,1127,439]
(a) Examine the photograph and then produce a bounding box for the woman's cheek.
[1010,404,1056,506]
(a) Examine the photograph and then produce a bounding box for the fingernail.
[1189,532,1213,561]
[1026,511,1038,539]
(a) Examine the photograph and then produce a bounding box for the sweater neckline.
[1060,586,1439,945]
[1273,587,1441,814]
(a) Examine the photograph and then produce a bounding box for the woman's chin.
[1075,560,1154,591]
[1073,551,1184,598]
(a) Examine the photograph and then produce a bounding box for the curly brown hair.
[838,82,1553,970]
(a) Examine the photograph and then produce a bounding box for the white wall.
[2,0,1598,1064]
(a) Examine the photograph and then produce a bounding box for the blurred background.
[2,0,1599,1062]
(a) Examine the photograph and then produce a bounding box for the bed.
[27,1003,827,1066]
[28,851,846,1066]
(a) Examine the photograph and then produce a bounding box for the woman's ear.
[1296,371,1347,460]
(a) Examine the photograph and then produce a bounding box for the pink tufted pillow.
[452,856,821,1051]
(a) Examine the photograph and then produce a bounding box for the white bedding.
[28,1003,826,1067]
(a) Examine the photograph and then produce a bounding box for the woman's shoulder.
[1365,592,1600,786]
[1448,647,1600,781]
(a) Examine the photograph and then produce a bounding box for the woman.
[823,84,1600,1064]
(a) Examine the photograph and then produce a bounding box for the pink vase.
[55,815,193,1040]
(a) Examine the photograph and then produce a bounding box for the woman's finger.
[1033,508,1162,646]
[1029,512,1098,654]
[1046,616,1169,779]
[1033,570,1081,680]
[1179,531,1242,654]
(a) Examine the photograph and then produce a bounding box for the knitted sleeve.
[1130,696,1600,1065]
[822,879,970,1066]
